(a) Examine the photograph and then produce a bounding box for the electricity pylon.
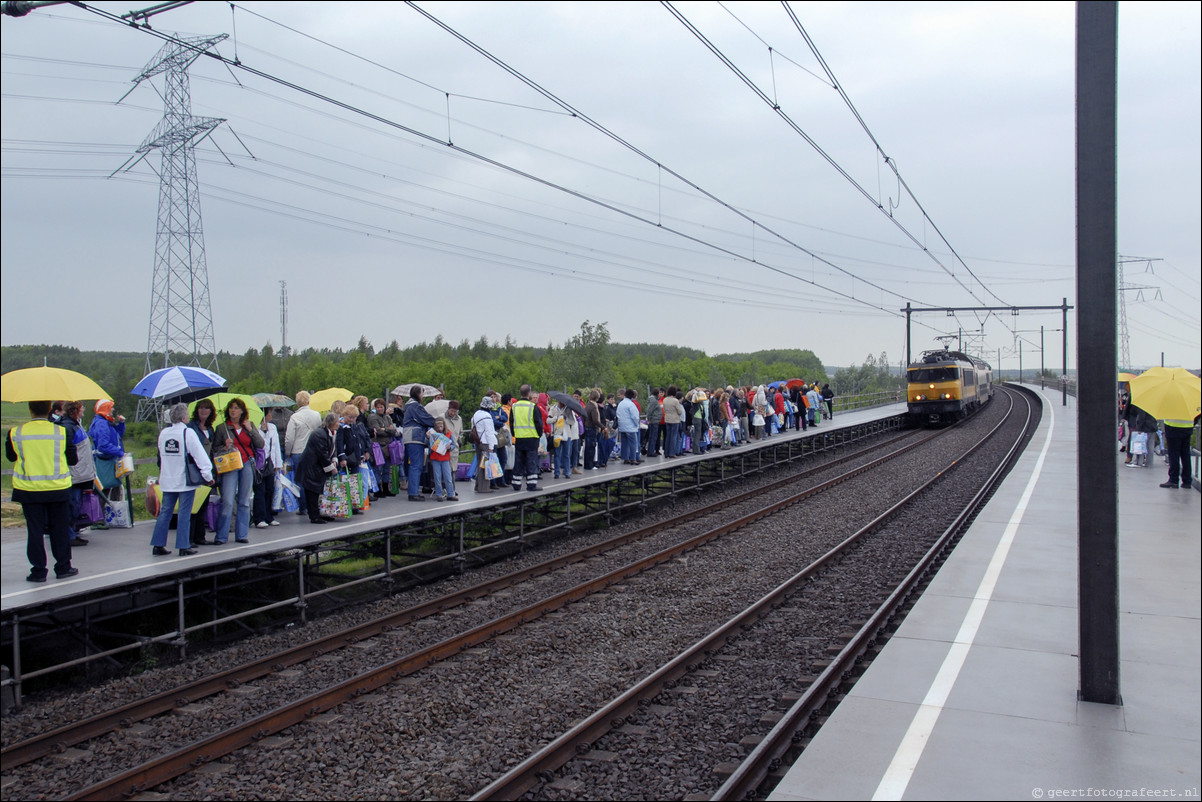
[127,33,227,421]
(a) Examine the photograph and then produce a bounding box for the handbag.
[214,450,244,474]
[185,454,205,487]
[371,442,386,466]
[78,490,103,525]
[388,440,405,465]
[95,456,120,490]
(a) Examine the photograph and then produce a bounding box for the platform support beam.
[1075,0,1121,706]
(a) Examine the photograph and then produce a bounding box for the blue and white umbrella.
[132,366,227,401]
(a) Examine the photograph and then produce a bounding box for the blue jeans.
[152,489,195,550]
[664,423,681,457]
[216,464,253,543]
[620,431,639,462]
[598,434,613,466]
[431,460,455,497]
[554,440,576,476]
[405,442,426,497]
[68,486,82,530]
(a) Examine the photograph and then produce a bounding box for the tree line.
[3,322,900,411]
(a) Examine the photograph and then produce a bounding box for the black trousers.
[1164,426,1193,487]
[24,498,72,578]
[514,440,540,488]
[304,488,324,521]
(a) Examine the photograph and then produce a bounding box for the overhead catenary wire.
[662,0,1009,326]
[399,1,919,312]
[61,0,937,326]
[2,51,1079,282]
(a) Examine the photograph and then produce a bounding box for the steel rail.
[710,386,1034,800]
[2,429,917,772]
[470,390,1024,801]
[57,429,933,800]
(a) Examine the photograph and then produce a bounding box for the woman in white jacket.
[470,397,498,494]
[151,403,214,556]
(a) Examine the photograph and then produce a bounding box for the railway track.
[479,385,1037,800]
[1,390,1035,800]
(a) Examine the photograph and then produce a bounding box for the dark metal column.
[1076,0,1121,706]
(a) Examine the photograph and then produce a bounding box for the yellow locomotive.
[907,348,993,423]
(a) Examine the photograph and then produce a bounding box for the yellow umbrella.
[308,387,353,413]
[1129,367,1201,422]
[1117,372,1137,382]
[1,366,109,403]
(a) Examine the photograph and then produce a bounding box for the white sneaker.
[269,520,281,526]
[255,521,269,529]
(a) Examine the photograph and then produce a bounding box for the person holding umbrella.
[400,385,437,501]
[188,398,218,544]
[6,400,79,581]
[212,398,264,544]
[1129,367,1200,490]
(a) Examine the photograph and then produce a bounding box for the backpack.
[467,420,481,445]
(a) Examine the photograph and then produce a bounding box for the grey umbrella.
[547,391,585,416]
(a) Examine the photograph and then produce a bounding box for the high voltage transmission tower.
[1116,255,1162,371]
[127,33,228,421]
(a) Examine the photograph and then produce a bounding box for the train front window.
[909,367,960,383]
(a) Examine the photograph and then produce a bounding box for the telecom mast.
[132,33,228,421]
[280,280,289,358]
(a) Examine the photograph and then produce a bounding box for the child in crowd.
[427,418,458,501]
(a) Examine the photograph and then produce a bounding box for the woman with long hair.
[212,398,263,545]
[188,398,218,545]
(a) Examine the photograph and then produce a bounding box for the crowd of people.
[1117,388,1195,490]
[7,379,838,581]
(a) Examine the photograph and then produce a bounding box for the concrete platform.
[2,402,904,614]
[769,387,1201,801]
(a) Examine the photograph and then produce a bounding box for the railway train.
[906,348,994,423]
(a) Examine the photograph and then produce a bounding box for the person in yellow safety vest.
[1160,417,1197,489]
[6,400,79,582]
[510,384,545,492]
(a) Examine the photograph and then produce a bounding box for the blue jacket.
[88,416,125,460]
[401,399,436,445]
[617,398,640,434]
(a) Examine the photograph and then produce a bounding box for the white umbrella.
[392,382,441,399]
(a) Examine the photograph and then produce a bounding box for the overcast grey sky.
[2,1,1199,371]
